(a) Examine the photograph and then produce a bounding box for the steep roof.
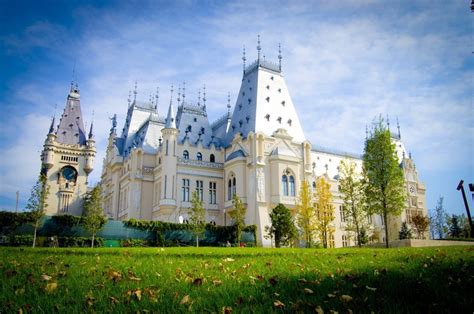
[176,102,213,146]
[55,85,87,145]
[224,58,305,145]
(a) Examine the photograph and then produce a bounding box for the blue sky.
[0,0,472,216]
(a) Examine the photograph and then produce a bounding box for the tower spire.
[177,84,181,104]
[278,43,282,71]
[155,86,159,111]
[257,34,261,61]
[227,92,231,117]
[165,84,176,129]
[202,85,207,111]
[127,90,132,107]
[197,88,201,106]
[182,81,186,105]
[397,117,401,139]
[48,115,56,134]
[386,115,390,131]
[88,111,94,139]
[133,81,138,104]
[242,46,246,75]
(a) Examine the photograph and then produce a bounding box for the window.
[209,182,217,204]
[228,174,237,200]
[278,88,281,93]
[277,117,282,124]
[183,150,189,159]
[265,114,270,121]
[239,104,242,110]
[289,176,295,196]
[282,175,288,196]
[266,85,270,90]
[367,214,372,224]
[210,154,215,163]
[287,119,292,126]
[181,179,190,201]
[187,125,192,132]
[340,205,346,223]
[193,118,197,122]
[281,101,285,106]
[239,120,243,127]
[165,140,169,155]
[197,152,202,161]
[196,180,203,201]
[342,235,348,247]
[266,97,270,102]
[329,234,335,248]
[312,181,316,192]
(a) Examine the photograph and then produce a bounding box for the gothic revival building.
[41,84,96,215]
[101,44,426,247]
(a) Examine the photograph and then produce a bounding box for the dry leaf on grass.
[44,282,58,293]
[222,306,233,313]
[223,258,235,262]
[304,288,314,295]
[274,300,285,308]
[180,294,190,305]
[40,274,52,281]
[315,305,324,314]
[212,279,222,286]
[340,295,353,303]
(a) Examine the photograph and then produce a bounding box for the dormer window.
[278,88,282,93]
[232,125,235,131]
[239,104,242,110]
[187,125,192,132]
[242,92,245,96]
[277,117,282,124]
[265,114,270,121]
[266,97,270,102]
[266,85,270,90]
[194,118,197,122]
[239,120,243,127]
[281,101,286,106]
[201,127,205,134]
[246,116,250,123]
[287,119,292,126]
[271,76,274,80]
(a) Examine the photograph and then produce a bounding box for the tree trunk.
[32,224,37,248]
[91,233,95,248]
[355,222,361,248]
[196,236,199,248]
[383,211,389,248]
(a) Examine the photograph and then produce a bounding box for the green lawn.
[1,246,473,313]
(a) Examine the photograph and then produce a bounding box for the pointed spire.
[396,117,401,139]
[202,85,207,111]
[133,81,138,103]
[177,84,181,104]
[227,92,231,117]
[242,46,246,74]
[165,84,176,129]
[386,114,390,131]
[257,34,261,61]
[197,89,201,106]
[278,43,282,71]
[128,90,132,107]
[155,86,159,111]
[110,114,117,135]
[48,115,56,134]
[88,111,94,139]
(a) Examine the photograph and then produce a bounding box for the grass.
[1,246,473,313]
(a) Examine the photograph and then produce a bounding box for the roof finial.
[202,85,207,111]
[396,116,401,139]
[155,86,159,111]
[110,114,117,134]
[48,115,56,134]
[242,46,246,75]
[386,114,390,130]
[278,43,282,71]
[197,89,201,106]
[170,84,174,105]
[177,84,181,104]
[182,81,186,105]
[165,84,176,129]
[365,124,368,140]
[127,90,132,107]
[70,61,76,92]
[227,92,231,116]
[88,110,94,139]
[133,81,138,103]
[257,34,261,61]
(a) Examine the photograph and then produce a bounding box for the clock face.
[62,167,77,181]
[409,185,416,195]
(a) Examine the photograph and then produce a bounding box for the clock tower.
[40,83,96,216]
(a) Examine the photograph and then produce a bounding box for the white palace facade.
[100,45,427,247]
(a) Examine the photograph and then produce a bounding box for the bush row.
[0,235,104,247]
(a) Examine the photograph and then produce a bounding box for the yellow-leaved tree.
[314,176,335,248]
[295,180,316,248]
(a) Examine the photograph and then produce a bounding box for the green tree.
[411,212,430,239]
[229,193,246,245]
[268,203,297,248]
[338,159,367,247]
[189,190,206,247]
[314,177,335,248]
[447,215,462,238]
[363,117,406,248]
[399,222,412,240]
[295,180,316,247]
[82,185,106,248]
[25,174,49,248]
[433,197,446,239]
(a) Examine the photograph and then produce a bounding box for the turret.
[42,116,57,170]
[84,121,96,176]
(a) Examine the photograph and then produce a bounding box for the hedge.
[1,235,104,247]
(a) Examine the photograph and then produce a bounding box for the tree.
[268,203,297,248]
[363,117,406,248]
[229,193,246,245]
[82,185,106,248]
[314,177,335,248]
[411,212,430,239]
[189,190,206,247]
[295,180,316,248]
[25,174,49,248]
[447,215,462,238]
[432,196,446,239]
[399,222,412,240]
[338,159,367,247]
[457,214,471,238]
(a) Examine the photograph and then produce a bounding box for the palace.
[98,45,427,247]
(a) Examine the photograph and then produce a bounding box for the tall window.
[183,150,189,159]
[282,175,288,196]
[197,152,202,161]
[209,182,217,204]
[367,214,372,224]
[342,235,348,247]
[312,181,316,192]
[181,179,190,201]
[228,174,236,200]
[340,205,346,222]
[329,234,335,248]
[210,154,215,163]
[289,176,295,196]
[165,140,169,155]
[196,180,203,201]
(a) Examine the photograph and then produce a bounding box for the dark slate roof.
[176,102,214,147]
[226,149,246,161]
[55,86,87,145]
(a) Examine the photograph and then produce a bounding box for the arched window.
[289,176,295,196]
[282,175,288,196]
[210,154,215,163]
[196,152,202,161]
[312,181,316,192]
[183,150,189,159]
[232,177,236,196]
[228,179,232,201]
[228,174,236,200]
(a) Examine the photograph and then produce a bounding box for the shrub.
[120,239,151,247]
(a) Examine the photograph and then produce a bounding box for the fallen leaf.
[274,300,285,308]
[223,258,235,262]
[58,271,67,277]
[129,276,141,281]
[15,287,25,295]
[222,306,233,313]
[298,278,307,284]
[256,275,264,281]
[40,274,52,281]
[180,295,190,305]
[108,270,122,282]
[193,278,203,286]
[327,293,336,298]
[304,288,314,295]
[109,296,120,304]
[340,295,353,303]
[365,286,377,292]
[315,305,324,314]
[213,279,222,286]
